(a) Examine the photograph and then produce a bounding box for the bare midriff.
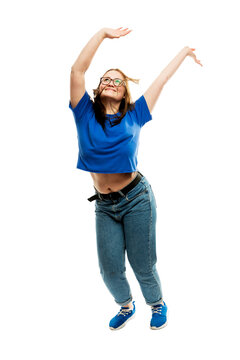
[90,171,138,194]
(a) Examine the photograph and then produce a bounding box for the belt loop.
[117,190,126,198]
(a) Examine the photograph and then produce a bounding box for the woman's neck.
[101,99,121,114]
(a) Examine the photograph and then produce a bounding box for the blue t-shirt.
[69,91,152,173]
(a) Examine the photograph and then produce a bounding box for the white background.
[1,0,240,359]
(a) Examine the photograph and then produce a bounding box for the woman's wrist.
[183,46,190,56]
[99,28,107,40]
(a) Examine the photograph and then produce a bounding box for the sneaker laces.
[151,304,163,315]
[118,307,132,317]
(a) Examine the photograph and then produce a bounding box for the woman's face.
[99,70,126,102]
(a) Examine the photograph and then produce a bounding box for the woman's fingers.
[123,29,132,36]
[116,27,132,35]
[116,27,129,31]
[188,47,203,66]
[104,27,132,39]
[195,58,203,66]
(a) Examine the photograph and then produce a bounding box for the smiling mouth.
[105,88,116,92]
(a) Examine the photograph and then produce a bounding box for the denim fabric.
[94,174,163,306]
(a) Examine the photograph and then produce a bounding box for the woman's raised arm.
[144,47,203,113]
[70,27,131,108]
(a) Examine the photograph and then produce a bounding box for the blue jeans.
[94,174,163,306]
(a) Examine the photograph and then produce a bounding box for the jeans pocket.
[125,181,148,202]
[95,198,104,211]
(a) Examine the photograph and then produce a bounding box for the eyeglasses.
[100,77,126,87]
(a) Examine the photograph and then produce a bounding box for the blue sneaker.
[150,301,168,330]
[109,301,136,330]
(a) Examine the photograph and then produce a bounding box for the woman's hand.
[186,47,203,66]
[102,27,132,39]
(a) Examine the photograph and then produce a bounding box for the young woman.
[69,27,202,330]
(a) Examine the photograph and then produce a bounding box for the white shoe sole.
[109,313,136,331]
[150,321,168,330]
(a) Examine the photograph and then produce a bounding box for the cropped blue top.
[69,91,152,173]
